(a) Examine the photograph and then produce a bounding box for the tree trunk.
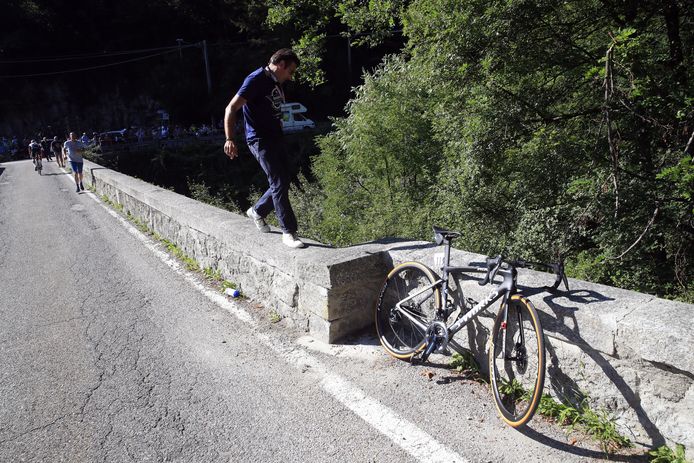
[663,0,686,86]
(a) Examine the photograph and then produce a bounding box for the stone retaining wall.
[83,160,693,455]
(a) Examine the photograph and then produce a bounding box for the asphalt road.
[0,159,645,462]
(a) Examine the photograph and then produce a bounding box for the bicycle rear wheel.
[375,262,441,359]
[489,295,545,427]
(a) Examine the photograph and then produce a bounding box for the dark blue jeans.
[248,137,298,234]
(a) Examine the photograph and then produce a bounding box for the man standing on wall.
[223,48,305,249]
[64,132,86,193]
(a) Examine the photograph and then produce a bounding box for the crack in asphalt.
[0,414,69,445]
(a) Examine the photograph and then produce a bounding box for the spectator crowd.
[0,122,222,161]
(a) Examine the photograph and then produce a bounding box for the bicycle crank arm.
[420,321,449,363]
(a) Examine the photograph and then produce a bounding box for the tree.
[302,0,693,300]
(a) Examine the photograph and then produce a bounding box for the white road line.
[83,185,468,463]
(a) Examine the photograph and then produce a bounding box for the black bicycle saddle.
[433,226,461,245]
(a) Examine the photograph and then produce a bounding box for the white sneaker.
[282,233,306,249]
[246,207,270,233]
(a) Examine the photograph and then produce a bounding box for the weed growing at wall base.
[451,356,633,455]
[160,238,199,272]
[269,310,282,324]
[649,444,691,463]
[449,352,484,382]
[203,267,223,282]
[535,394,631,453]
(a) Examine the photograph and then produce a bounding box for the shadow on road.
[518,425,648,462]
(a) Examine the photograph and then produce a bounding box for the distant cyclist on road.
[64,132,86,192]
[51,136,64,167]
[28,139,42,170]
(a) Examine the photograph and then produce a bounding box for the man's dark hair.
[269,48,300,67]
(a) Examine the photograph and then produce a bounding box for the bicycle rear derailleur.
[418,321,449,363]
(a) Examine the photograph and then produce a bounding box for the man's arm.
[223,94,247,160]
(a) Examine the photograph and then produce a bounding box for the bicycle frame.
[381,228,547,427]
[393,242,521,354]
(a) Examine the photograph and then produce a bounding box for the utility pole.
[201,40,212,96]
[176,38,184,60]
[200,40,213,126]
[175,39,214,126]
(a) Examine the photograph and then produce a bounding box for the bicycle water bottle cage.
[432,226,461,246]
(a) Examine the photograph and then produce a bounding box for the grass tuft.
[160,238,199,271]
[269,310,282,323]
[534,394,631,453]
[649,444,690,463]
[204,267,223,282]
[449,351,485,383]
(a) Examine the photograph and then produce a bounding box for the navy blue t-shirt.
[237,67,285,141]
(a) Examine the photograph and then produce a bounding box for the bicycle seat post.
[443,238,452,272]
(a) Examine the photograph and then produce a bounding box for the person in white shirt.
[64,132,87,192]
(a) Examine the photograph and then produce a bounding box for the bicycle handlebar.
[478,255,503,287]
[478,255,570,291]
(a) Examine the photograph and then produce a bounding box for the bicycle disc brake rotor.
[514,338,527,374]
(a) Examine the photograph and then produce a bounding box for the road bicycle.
[375,226,569,427]
[33,155,43,175]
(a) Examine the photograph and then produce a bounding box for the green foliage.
[284,0,694,301]
[649,444,691,463]
[187,178,242,214]
[448,351,481,378]
[126,212,150,234]
[289,173,328,243]
[265,0,408,85]
[535,394,631,453]
[337,0,407,47]
[269,309,282,323]
[203,267,224,282]
[312,55,442,245]
[580,407,632,453]
[67,0,694,302]
[536,394,565,418]
[659,156,694,207]
[497,378,525,401]
[220,280,238,292]
[161,239,200,272]
[292,33,328,87]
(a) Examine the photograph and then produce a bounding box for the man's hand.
[223,93,246,161]
[224,139,238,160]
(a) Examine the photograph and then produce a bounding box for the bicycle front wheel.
[375,262,441,359]
[489,295,545,427]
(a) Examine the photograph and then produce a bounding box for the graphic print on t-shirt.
[266,85,285,119]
